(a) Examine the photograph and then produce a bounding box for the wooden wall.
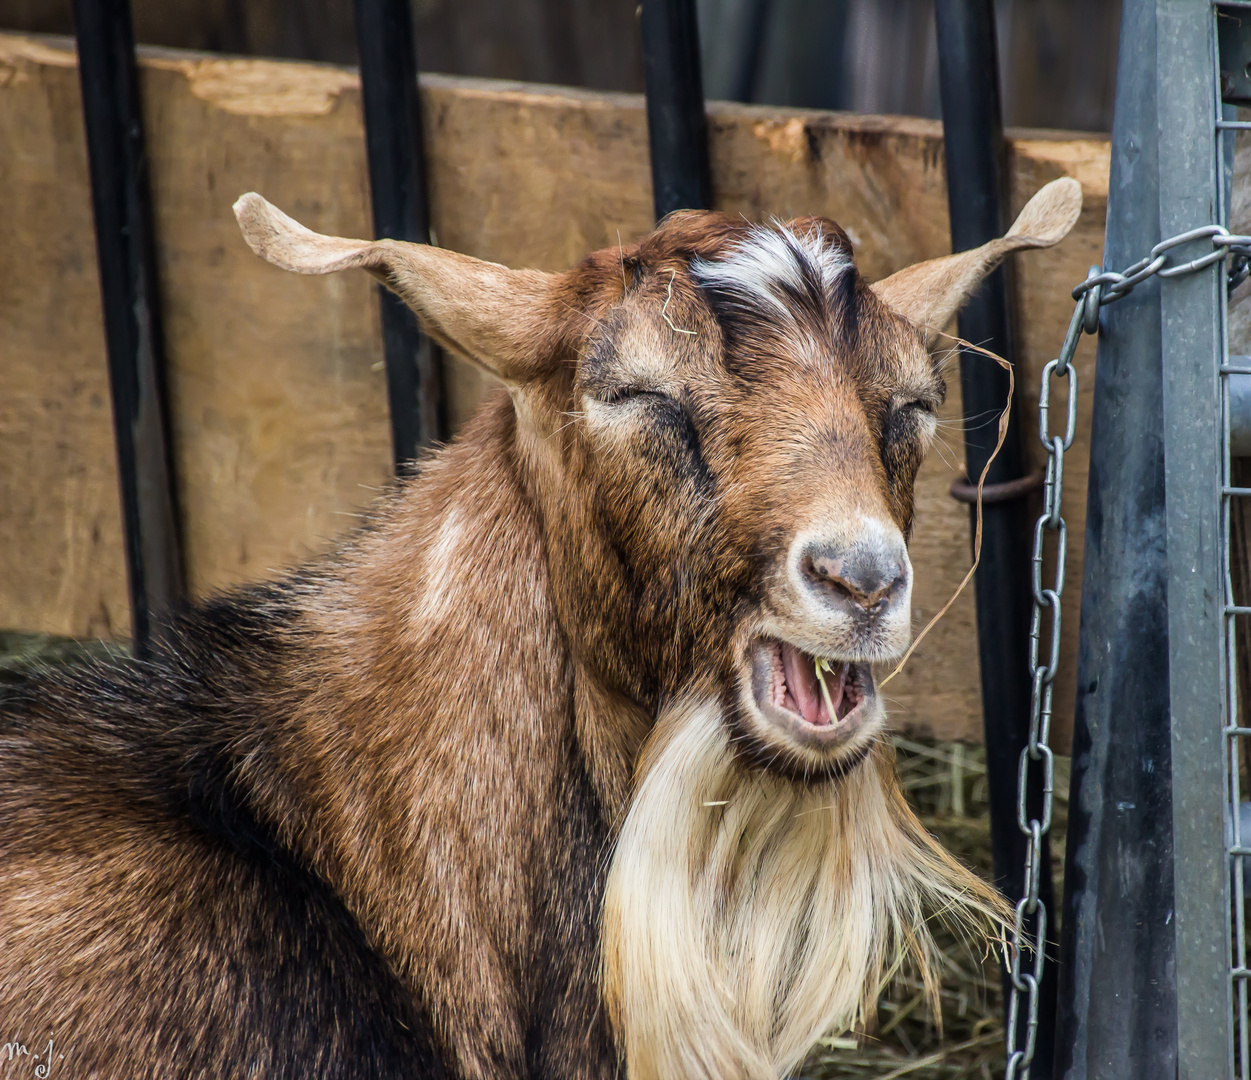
[0,33,1110,748]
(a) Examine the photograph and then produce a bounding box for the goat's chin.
[600,697,1007,1080]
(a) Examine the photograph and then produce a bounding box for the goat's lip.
[748,638,876,743]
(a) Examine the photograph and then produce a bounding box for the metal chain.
[1003,227,1247,1080]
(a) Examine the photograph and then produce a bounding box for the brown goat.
[0,177,1081,1080]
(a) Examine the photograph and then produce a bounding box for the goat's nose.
[801,541,908,613]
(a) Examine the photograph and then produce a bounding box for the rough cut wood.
[0,33,1109,748]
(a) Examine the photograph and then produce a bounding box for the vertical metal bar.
[1221,26,1251,1068]
[639,0,713,218]
[932,3,1056,1074]
[352,0,444,468]
[1160,3,1232,1075]
[1054,0,1177,1074]
[70,0,184,657]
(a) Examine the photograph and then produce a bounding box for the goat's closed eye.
[882,399,937,448]
[600,386,671,407]
[889,399,939,431]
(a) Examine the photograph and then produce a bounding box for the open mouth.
[751,638,875,732]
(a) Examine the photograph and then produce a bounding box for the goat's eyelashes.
[598,386,671,407]
[888,398,939,432]
[882,398,938,448]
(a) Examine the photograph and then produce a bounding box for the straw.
[881,335,1014,688]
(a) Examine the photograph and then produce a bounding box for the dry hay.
[798,736,1070,1080]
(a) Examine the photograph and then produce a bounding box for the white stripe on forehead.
[689,222,853,317]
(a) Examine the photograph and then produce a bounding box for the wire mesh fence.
[1219,6,1251,1075]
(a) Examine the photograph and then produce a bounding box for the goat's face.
[550,214,938,778]
[234,178,1081,782]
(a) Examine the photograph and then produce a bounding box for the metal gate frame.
[1057,1,1235,1076]
[71,0,446,652]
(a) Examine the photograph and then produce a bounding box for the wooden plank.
[1,36,127,640]
[0,34,1110,748]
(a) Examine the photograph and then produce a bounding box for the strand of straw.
[880,333,1014,687]
[662,269,698,335]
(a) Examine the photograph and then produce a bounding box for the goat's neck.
[260,393,640,1004]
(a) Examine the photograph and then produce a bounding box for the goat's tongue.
[781,643,828,726]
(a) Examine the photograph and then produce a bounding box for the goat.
[0,177,1081,1080]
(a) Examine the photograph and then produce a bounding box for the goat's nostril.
[870,571,909,610]
[804,555,851,597]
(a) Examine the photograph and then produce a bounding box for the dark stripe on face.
[837,272,862,347]
[699,284,775,386]
[770,236,836,329]
[696,237,863,386]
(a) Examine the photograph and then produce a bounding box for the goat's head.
[234,179,1080,784]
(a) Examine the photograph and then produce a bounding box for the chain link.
[1070,223,1251,306]
[1003,228,1246,1080]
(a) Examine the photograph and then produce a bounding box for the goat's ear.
[234,193,560,383]
[870,177,1082,344]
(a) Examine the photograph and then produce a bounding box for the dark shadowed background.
[0,0,1119,130]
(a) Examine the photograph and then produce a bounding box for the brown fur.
[0,180,1079,1079]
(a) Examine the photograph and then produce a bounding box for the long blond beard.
[600,697,1005,1080]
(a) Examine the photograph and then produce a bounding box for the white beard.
[600,697,1003,1080]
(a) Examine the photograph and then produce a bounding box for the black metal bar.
[1054,0,1177,1074]
[932,3,1056,1075]
[639,0,713,219]
[352,0,444,468]
[71,0,183,658]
